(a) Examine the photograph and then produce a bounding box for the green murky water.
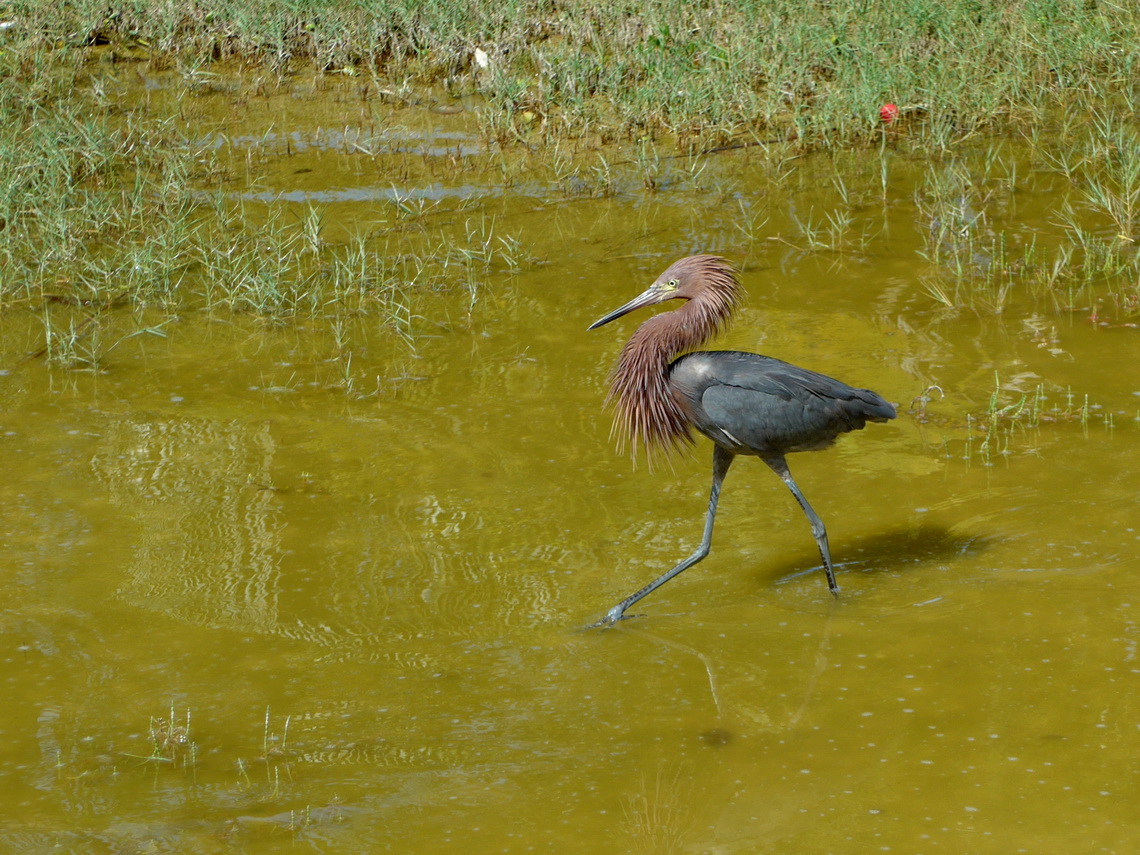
[2,70,1139,853]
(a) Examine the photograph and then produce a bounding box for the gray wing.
[679,352,895,455]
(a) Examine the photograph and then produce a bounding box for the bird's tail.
[855,390,897,423]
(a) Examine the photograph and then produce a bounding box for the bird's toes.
[584,606,634,629]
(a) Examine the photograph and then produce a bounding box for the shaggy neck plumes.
[606,259,740,460]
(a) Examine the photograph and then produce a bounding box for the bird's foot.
[586,604,633,629]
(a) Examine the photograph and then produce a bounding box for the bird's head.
[588,255,738,330]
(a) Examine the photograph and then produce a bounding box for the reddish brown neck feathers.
[606,256,740,460]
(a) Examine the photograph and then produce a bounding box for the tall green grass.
[8,0,1140,147]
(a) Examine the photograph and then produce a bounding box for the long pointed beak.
[587,285,661,330]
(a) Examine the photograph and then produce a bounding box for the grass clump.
[965,372,1114,464]
[0,35,527,371]
[914,111,1140,320]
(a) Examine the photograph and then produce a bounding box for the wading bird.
[589,255,895,625]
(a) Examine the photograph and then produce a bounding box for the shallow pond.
[1,69,1139,853]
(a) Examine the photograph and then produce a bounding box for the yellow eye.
[667,278,679,289]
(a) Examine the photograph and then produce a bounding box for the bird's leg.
[763,456,840,595]
[594,446,735,626]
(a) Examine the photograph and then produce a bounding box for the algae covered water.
[0,65,1139,853]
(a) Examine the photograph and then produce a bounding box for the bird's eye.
[667,278,679,289]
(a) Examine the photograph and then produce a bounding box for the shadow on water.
[767,521,993,588]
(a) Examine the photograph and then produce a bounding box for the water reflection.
[235,183,505,204]
[207,128,483,158]
[93,417,283,632]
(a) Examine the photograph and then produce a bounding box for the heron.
[588,255,896,626]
